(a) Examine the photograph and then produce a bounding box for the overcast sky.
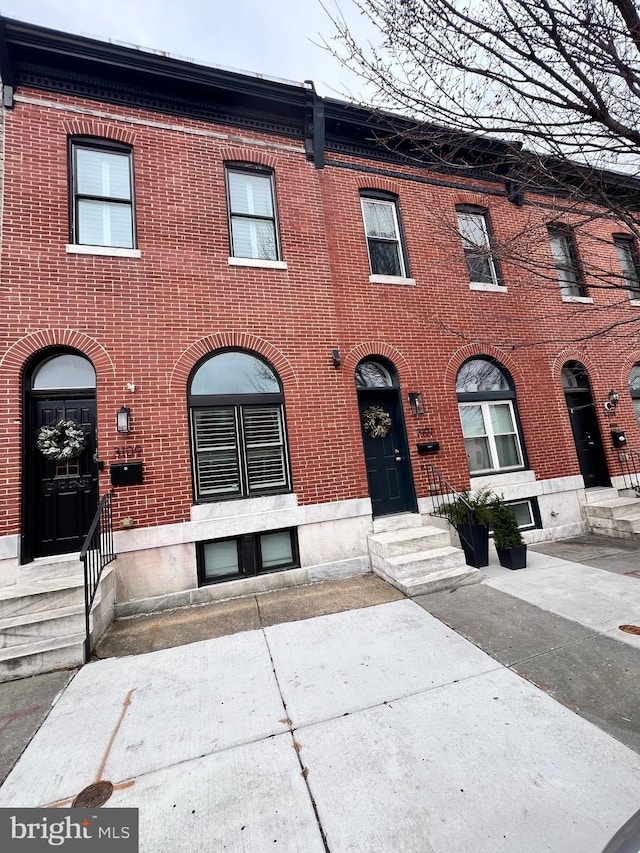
[2,0,373,100]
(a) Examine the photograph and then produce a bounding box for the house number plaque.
[114,445,142,459]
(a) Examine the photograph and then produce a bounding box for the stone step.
[372,513,423,534]
[17,557,84,585]
[378,545,469,575]
[585,498,640,520]
[583,487,620,504]
[373,561,481,597]
[0,604,85,649]
[367,525,451,559]
[588,515,640,535]
[0,633,85,682]
[0,578,85,620]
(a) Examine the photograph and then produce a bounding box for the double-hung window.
[189,351,291,502]
[456,358,525,474]
[456,207,499,286]
[614,235,640,301]
[226,166,280,261]
[360,193,407,278]
[548,227,585,298]
[70,140,135,248]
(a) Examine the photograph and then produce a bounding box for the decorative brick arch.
[169,332,298,395]
[359,176,404,196]
[221,147,278,169]
[551,349,604,386]
[453,191,492,209]
[443,345,525,394]
[1,330,115,379]
[343,342,411,380]
[62,119,136,146]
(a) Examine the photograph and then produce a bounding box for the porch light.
[116,406,131,433]
[604,389,620,412]
[409,392,425,416]
[332,349,341,368]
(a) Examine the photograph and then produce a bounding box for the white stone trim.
[369,274,416,286]
[66,244,141,258]
[561,294,593,304]
[469,282,508,293]
[228,257,288,270]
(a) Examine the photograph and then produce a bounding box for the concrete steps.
[368,514,480,596]
[584,493,640,539]
[0,560,115,682]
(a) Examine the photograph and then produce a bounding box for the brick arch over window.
[220,148,278,169]
[551,349,603,386]
[359,177,403,197]
[444,345,523,394]
[1,330,114,379]
[343,343,410,377]
[453,191,493,210]
[62,120,136,147]
[169,333,297,395]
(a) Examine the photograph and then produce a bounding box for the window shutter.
[192,408,241,497]
[242,406,287,491]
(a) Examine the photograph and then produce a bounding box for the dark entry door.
[565,392,610,488]
[359,393,417,517]
[31,397,98,557]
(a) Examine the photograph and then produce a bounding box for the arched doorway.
[24,351,98,561]
[562,361,610,488]
[356,358,416,517]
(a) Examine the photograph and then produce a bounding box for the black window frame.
[455,205,501,286]
[613,234,640,301]
[197,527,299,585]
[225,163,282,261]
[69,137,136,248]
[547,226,586,298]
[360,190,410,278]
[188,349,292,503]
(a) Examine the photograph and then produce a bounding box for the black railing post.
[80,490,116,663]
[423,463,482,568]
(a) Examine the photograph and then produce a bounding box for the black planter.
[457,521,490,568]
[496,544,527,570]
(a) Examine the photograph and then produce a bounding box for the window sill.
[561,294,593,304]
[66,244,141,258]
[469,281,507,293]
[369,274,416,286]
[630,298,640,307]
[228,257,288,270]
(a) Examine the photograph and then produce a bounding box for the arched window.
[31,353,96,390]
[456,357,524,474]
[630,364,640,426]
[355,359,396,389]
[188,350,291,502]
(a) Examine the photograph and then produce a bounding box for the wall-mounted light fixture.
[116,406,131,433]
[332,349,341,368]
[604,389,620,412]
[408,392,425,416]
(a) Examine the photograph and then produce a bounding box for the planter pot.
[456,521,490,568]
[496,544,527,570]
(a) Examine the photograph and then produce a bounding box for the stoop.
[368,513,480,596]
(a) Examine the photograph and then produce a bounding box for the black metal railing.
[618,449,640,493]
[80,490,116,663]
[423,464,487,568]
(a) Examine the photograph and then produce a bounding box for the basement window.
[197,528,299,584]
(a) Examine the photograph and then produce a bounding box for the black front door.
[29,397,98,558]
[565,392,610,488]
[359,392,417,517]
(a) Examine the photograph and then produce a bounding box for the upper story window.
[548,227,585,298]
[189,350,291,502]
[629,364,640,427]
[456,207,499,286]
[70,140,135,248]
[226,166,280,261]
[360,193,408,278]
[614,235,640,301]
[456,358,525,475]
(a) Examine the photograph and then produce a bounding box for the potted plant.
[490,497,527,570]
[436,488,493,568]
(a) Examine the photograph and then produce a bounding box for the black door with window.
[565,392,610,488]
[358,392,417,517]
[29,397,98,558]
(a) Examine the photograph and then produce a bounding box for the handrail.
[618,449,640,494]
[80,490,116,663]
[423,463,488,568]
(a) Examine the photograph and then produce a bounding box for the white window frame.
[456,209,499,287]
[459,400,524,474]
[70,140,135,249]
[614,236,640,301]
[226,166,281,261]
[361,196,407,278]
[548,228,585,299]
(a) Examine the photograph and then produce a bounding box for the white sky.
[2,0,373,100]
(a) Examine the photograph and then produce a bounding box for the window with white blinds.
[71,141,135,248]
[226,167,279,260]
[189,350,291,502]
